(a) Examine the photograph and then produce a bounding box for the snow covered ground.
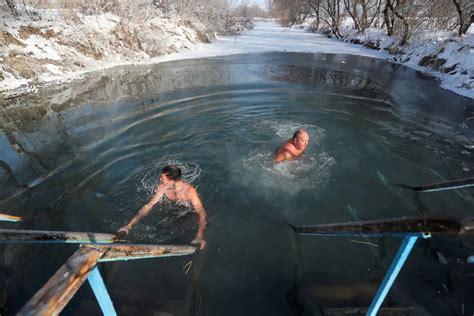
[1,21,473,99]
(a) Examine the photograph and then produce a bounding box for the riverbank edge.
[294,22,473,100]
[0,7,254,100]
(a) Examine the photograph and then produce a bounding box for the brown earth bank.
[0,5,253,97]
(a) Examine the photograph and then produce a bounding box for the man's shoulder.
[282,141,297,152]
[180,181,196,193]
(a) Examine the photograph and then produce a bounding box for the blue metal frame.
[88,266,117,316]
[299,231,431,315]
[300,232,429,238]
[366,235,418,316]
[421,183,474,192]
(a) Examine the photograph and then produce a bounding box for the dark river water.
[0,53,473,315]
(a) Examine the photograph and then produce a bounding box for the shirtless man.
[274,129,310,163]
[118,165,207,249]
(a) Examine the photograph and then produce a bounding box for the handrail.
[288,215,474,316]
[83,243,196,262]
[17,243,196,315]
[0,228,117,244]
[0,214,22,222]
[289,216,474,236]
[397,176,474,193]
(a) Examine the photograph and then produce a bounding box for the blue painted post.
[366,236,418,316]
[88,266,117,316]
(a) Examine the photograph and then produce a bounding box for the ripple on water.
[241,150,336,197]
[132,160,202,199]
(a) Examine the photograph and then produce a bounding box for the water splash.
[241,149,336,196]
[260,119,326,142]
[133,160,201,199]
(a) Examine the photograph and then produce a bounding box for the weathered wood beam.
[1,229,116,243]
[17,247,104,316]
[82,244,196,262]
[0,229,116,244]
[0,214,22,222]
[290,217,472,236]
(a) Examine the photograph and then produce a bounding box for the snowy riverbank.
[1,19,473,99]
[297,18,474,99]
[0,5,252,97]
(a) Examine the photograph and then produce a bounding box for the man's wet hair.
[162,165,182,180]
[293,129,308,140]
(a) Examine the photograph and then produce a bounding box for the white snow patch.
[23,35,61,60]
[79,13,119,34]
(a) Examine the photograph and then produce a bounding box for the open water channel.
[0,53,473,315]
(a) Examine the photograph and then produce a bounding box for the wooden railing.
[2,176,472,315]
[0,223,196,316]
[290,216,474,316]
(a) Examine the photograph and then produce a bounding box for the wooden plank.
[290,217,470,236]
[82,244,196,262]
[0,229,116,243]
[17,247,103,316]
[0,214,22,222]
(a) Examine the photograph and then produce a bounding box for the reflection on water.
[0,53,473,315]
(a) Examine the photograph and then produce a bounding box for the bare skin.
[118,173,207,249]
[274,130,310,163]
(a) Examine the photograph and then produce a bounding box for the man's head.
[292,129,309,151]
[161,165,182,182]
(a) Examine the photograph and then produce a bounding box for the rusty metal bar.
[290,217,472,236]
[82,244,196,262]
[0,229,116,244]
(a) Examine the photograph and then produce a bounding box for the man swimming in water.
[274,129,310,163]
[118,165,207,249]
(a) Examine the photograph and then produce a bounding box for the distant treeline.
[269,0,473,43]
[2,0,269,34]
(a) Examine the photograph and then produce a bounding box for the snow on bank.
[297,19,473,99]
[1,18,473,99]
[0,7,216,95]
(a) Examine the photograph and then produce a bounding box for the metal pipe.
[367,236,418,316]
[88,267,117,316]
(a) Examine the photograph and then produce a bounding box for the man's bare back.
[160,180,193,202]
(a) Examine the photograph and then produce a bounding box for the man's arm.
[117,187,164,235]
[189,187,207,249]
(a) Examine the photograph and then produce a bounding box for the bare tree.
[382,0,395,35]
[320,0,343,38]
[452,0,473,35]
[383,0,409,45]
[4,0,18,17]
[269,0,312,25]
[343,0,382,32]
[308,0,321,30]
